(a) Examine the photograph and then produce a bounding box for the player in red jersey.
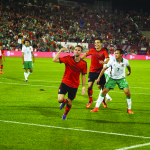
[0,44,5,74]
[53,45,87,120]
[81,38,109,109]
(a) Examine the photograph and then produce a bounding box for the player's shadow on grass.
[70,117,150,125]
[5,76,23,82]
[29,106,62,117]
[7,106,62,118]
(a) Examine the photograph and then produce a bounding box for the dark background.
[68,0,149,12]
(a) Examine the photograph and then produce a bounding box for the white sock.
[106,93,111,100]
[95,95,105,108]
[100,89,102,94]
[127,98,131,109]
[24,72,28,80]
[27,71,31,77]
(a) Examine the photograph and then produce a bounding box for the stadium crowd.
[0,2,150,53]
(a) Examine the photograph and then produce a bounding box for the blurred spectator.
[0,2,150,53]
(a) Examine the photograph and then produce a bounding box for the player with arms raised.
[53,45,87,120]
[91,49,134,114]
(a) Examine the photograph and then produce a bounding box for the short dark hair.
[24,39,31,44]
[75,45,83,52]
[116,49,124,54]
[95,38,103,43]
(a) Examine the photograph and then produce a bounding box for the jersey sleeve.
[106,60,113,68]
[59,56,69,64]
[31,46,33,52]
[22,47,25,53]
[82,62,87,74]
[104,50,109,58]
[86,49,92,56]
[125,59,129,66]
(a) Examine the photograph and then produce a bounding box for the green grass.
[0,57,150,150]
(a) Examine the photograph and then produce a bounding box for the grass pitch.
[0,57,150,150]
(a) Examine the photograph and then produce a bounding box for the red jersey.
[59,55,87,88]
[86,48,109,73]
[0,50,4,58]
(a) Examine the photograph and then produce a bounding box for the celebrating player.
[0,44,5,74]
[53,45,87,120]
[22,39,35,82]
[91,49,134,114]
[81,38,109,109]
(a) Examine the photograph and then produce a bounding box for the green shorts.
[104,73,109,82]
[104,77,129,90]
[23,61,33,69]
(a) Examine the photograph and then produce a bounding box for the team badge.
[122,64,124,67]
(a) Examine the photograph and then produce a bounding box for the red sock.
[64,105,72,115]
[87,89,93,102]
[63,98,67,104]
[1,65,3,71]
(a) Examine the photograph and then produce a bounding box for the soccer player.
[22,40,35,82]
[90,49,134,114]
[97,47,115,102]
[53,45,87,120]
[0,44,5,74]
[81,38,109,109]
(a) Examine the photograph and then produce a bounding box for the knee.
[58,98,63,103]
[124,89,130,97]
[97,85,101,89]
[67,99,72,106]
[102,88,109,95]
[88,86,92,91]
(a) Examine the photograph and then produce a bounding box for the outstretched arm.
[126,66,131,76]
[99,57,110,64]
[53,47,68,63]
[81,53,87,59]
[81,74,86,95]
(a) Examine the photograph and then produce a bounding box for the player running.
[22,39,35,82]
[91,49,134,114]
[0,44,5,74]
[53,45,87,120]
[81,38,109,109]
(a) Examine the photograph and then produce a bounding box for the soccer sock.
[64,104,72,116]
[62,98,67,104]
[1,65,3,71]
[28,71,31,76]
[88,89,93,102]
[95,94,105,108]
[100,89,102,94]
[24,71,28,80]
[98,91,106,103]
[126,96,131,109]
[106,93,111,100]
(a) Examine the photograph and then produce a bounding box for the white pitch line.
[115,142,150,150]
[0,81,150,96]
[0,82,56,88]
[0,120,150,139]
[0,77,150,89]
